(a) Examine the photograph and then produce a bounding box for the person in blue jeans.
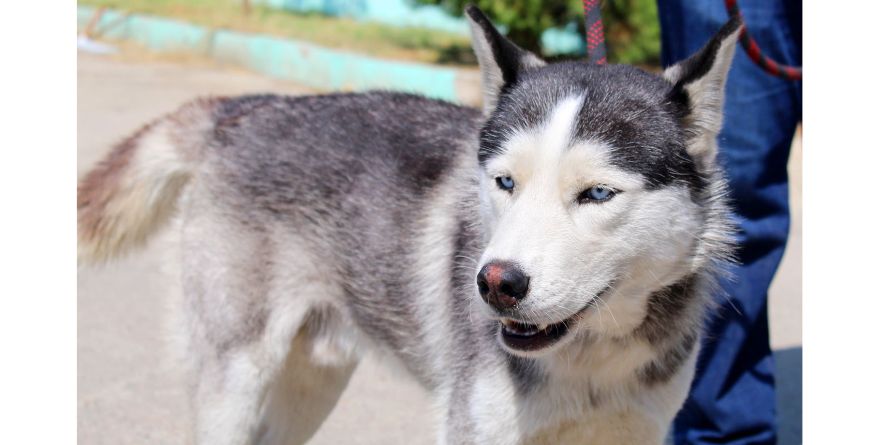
[656,1,802,444]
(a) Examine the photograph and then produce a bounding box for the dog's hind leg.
[189,340,287,445]
[186,283,358,445]
[179,195,359,444]
[254,307,359,445]
[188,304,358,445]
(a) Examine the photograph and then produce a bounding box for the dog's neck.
[533,274,705,390]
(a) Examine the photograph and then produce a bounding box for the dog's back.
[79,92,479,261]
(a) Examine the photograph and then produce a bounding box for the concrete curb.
[77,6,481,104]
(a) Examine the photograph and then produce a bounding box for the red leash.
[583,0,801,80]
[582,0,607,65]
[725,0,801,80]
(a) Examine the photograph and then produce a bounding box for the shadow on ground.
[775,346,802,445]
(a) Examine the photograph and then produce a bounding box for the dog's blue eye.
[496,176,515,192]
[578,185,616,204]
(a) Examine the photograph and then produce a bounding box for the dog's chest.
[521,417,599,445]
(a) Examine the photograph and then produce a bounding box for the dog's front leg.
[440,367,523,445]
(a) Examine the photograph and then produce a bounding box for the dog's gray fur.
[79,7,741,444]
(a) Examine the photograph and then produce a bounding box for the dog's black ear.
[663,17,743,168]
[465,5,546,115]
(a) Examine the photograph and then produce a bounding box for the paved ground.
[78,51,801,444]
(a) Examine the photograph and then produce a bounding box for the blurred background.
[77,1,800,444]
[79,0,661,63]
[77,0,662,104]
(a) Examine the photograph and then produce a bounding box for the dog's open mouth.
[496,286,612,353]
[498,303,595,351]
[499,318,572,351]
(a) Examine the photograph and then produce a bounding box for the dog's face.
[465,7,740,357]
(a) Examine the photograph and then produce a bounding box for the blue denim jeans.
[656,1,802,444]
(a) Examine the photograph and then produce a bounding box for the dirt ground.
[77,51,801,444]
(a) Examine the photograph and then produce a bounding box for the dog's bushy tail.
[78,98,218,263]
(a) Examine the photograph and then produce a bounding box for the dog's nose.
[477,261,530,311]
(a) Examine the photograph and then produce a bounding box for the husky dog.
[79,6,741,445]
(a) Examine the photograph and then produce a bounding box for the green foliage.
[420,0,584,53]
[601,0,660,66]
[420,0,660,66]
